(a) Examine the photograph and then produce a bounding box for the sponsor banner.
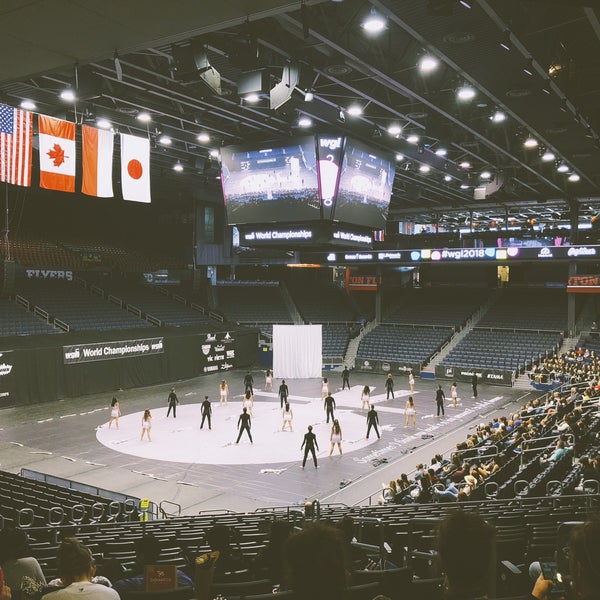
[567,274,600,294]
[63,337,164,364]
[346,271,382,291]
[0,350,16,407]
[199,331,236,374]
[26,269,73,281]
[435,364,513,386]
[356,358,421,375]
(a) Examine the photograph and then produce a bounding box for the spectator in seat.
[0,528,46,594]
[112,534,193,596]
[205,524,246,576]
[252,520,293,584]
[42,538,118,600]
[437,511,495,599]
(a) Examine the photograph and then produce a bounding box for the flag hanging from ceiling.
[38,115,76,192]
[82,125,114,198]
[0,103,32,187]
[120,133,150,203]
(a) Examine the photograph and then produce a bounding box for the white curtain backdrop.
[273,324,322,379]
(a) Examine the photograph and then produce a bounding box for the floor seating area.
[0,298,60,336]
[442,329,563,373]
[357,324,453,365]
[384,286,490,328]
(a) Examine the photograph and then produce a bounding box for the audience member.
[0,529,46,594]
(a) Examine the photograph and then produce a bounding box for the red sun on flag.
[127,159,143,180]
[47,143,67,167]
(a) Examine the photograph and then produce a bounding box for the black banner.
[199,330,237,374]
[435,364,513,387]
[355,357,421,376]
[63,337,164,364]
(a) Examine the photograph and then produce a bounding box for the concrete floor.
[0,369,538,515]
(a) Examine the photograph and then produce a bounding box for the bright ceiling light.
[419,55,439,73]
[435,148,447,157]
[387,123,402,136]
[244,92,260,103]
[568,173,580,182]
[523,135,538,148]
[395,153,405,161]
[304,91,314,102]
[137,111,151,123]
[20,99,36,110]
[406,134,420,144]
[444,174,453,182]
[347,104,363,117]
[419,164,431,173]
[457,84,476,101]
[541,151,555,162]
[459,161,471,169]
[173,161,183,172]
[490,110,506,123]
[159,135,172,146]
[480,170,492,180]
[96,118,111,130]
[209,149,220,158]
[362,9,386,34]
[460,183,470,189]
[197,132,210,143]
[557,162,569,173]
[298,116,312,128]
[60,88,76,102]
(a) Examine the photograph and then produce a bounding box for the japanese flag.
[120,133,150,203]
[82,125,114,198]
[38,115,76,192]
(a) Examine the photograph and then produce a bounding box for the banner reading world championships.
[63,337,164,364]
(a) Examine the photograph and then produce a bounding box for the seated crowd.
[530,345,600,385]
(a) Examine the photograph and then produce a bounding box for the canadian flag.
[82,125,114,198]
[38,115,76,192]
[120,133,150,203]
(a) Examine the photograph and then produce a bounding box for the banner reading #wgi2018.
[63,337,164,364]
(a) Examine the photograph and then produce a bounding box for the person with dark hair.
[341,366,350,390]
[301,425,319,468]
[200,395,212,430]
[360,385,371,411]
[437,511,495,599]
[252,521,293,584]
[42,538,118,600]
[366,404,380,439]
[336,516,369,571]
[0,528,46,592]
[244,371,254,396]
[140,409,152,442]
[436,384,446,417]
[236,407,253,444]
[281,401,293,432]
[166,387,178,418]
[108,397,120,430]
[329,419,343,456]
[112,534,193,596]
[283,523,349,600]
[531,518,600,600]
[385,373,394,399]
[472,373,478,399]
[278,379,289,409]
[324,393,336,424]
[206,524,245,575]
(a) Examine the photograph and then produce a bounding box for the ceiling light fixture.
[419,54,439,73]
[435,148,447,157]
[406,134,420,144]
[480,170,492,180]
[137,111,151,123]
[556,162,569,173]
[209,149,220,158]
[173,161,183,172]
[361,9,386,34]
[499,30,511,51]
[523,135,538,148]
[419,164,431,173]
[444,174,453,182]
[60,88,76,102]
[20,99,36,110]
[459,161,471,169]
[387,123,402,136]
[541,151,555,162]
[568,173,580,182]
[490,110,506,123]
[395,153,405,161]
[298,116,312,128]
[96,118,111,130]
[347,104,363,117]
[457,84,476,101]
[459,0,472,8]
[304,90,314,102]
[244,92,260,103]
[159,135,172,145]
[197,132,210,143]
[460,183,470,189]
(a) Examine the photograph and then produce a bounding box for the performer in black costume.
[236,407,253,444]
[471,373,478,399]
[366,405,380,439]
[341,366,350,390]
[385,374,394,399]
[301,425,319,468]
[279,379,289,409]
[436,385,446,417]
[200,395,212,429]
[166,387,179,418]
[324,394,336,424]
[244,372,254,396]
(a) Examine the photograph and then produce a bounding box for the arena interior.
[1,2,600,600]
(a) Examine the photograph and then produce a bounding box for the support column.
[568,261,577,336]
[375,267,382,323]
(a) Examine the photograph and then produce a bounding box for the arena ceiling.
[2,0,600,232]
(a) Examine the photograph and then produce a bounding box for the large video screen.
[334,139,395,229]
[221,137,319,225]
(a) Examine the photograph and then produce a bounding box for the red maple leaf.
[47,143,67,167]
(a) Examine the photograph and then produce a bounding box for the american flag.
[0,103,32,187]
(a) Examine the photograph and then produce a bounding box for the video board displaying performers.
[334,139,395,229]
[221,137,319,225]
